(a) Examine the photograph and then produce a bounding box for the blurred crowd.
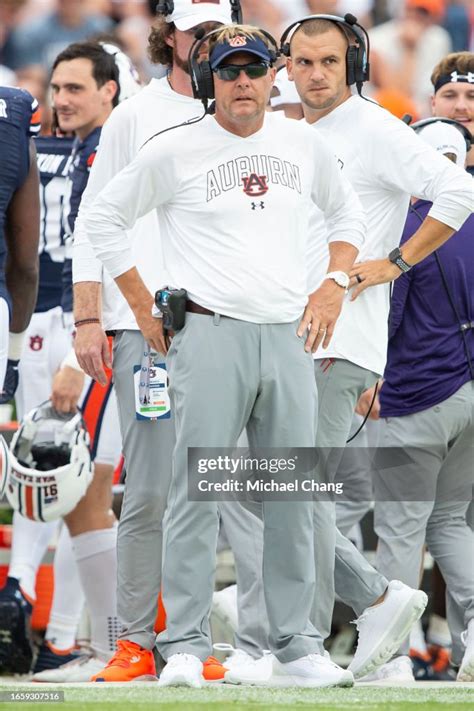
[1,0,473,126]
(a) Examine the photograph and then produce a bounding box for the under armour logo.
[450,71,474,83]
[251,202,265,210]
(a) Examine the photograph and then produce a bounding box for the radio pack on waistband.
[155,286,187,332]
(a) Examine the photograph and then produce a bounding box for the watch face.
[389,248,401,263]
[327,271,349,288]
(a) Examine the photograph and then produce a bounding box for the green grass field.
[0,684,473,711]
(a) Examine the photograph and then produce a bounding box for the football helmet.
[0,435,10,499]
[7,402,92,522]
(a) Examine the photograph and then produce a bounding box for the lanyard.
[138,342,154,406]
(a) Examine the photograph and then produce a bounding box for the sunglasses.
[213,62,270,81]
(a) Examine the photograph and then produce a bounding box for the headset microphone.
[344,13,358,25]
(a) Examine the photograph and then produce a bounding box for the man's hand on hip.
[349,259,401,299]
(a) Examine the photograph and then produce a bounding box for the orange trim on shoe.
[428,644,451,673]
[44,640,76,656]
[203,655,227,683]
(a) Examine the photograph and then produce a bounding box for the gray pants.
[113,330,175,649]
[218,501,268,656]
[157,314,322,663]
[113,330,269,654]
[374,381,474,664]
[335,418,379,536]
[312,358,388,641]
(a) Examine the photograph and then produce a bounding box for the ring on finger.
[356,274,363,284]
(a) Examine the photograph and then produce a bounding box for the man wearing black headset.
[284,13,473,681]
[71,0,267,684]
[84,22,367,689]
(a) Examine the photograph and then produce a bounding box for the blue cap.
[210,35,273,69]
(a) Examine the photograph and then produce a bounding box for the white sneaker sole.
[457,658,474,682]
[349,590,428,680]
[158,672,202,688]
[32,663,104,683]
[224,671,272,686]
[267,670,354,688]
[92,674,158,683]
[357,671,415,683]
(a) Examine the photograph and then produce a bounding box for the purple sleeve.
[387,201,430,338]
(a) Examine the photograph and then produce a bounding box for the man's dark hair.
[52,41,120,106]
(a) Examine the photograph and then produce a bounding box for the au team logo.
[29,335,44,352]
[229,36,248,48]
[243,173,268,197]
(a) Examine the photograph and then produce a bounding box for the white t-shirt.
[307,95,474,375]
[86,112,366,324]
[72,77,204,330]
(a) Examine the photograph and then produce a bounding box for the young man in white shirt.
[84,24,366,689]
[285,13,473,680]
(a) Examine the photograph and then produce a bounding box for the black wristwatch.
[388,247,412,273]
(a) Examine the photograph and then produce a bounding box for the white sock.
[9,512,58,601]
[427,613,452,649]
[409,618,428,655]
[72,524,119,659]
[45,524,85,651]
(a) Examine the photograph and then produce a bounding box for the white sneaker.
[270,653,354,688]
[457,620,474,682]
[158,653,203,688]
[32,654,105,682]
[212,585,238,632]
[358,655,415,682]
[215,644,274,685]
[348,580,428,679]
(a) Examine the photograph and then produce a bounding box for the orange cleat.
[91,640,157,682]
[202,655,227,684]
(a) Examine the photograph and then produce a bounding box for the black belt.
[186,299,214,316]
